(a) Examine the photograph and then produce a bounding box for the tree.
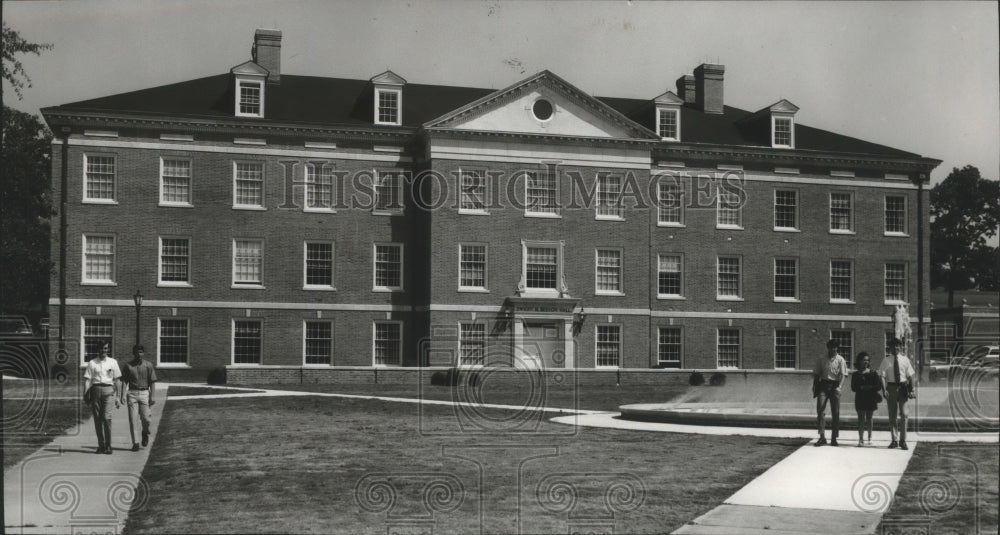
[930,165,1000,307]
[2,22,53,100]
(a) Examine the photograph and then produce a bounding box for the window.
[524,244,559,292]
[657,254,682,298]
[158,319,189,365]
[830,330,853,361]
[159,237,190,285]
[774,258,798,300]
[304,321,333,365]
[717,256,741,299]
[532,99,554,121]
[830,260,853,302]
[233,320,262,365]
[595,248,622,294]
[83,234,116,284]
[459,244,487,291]
[374,243,403,291]
[658,109,679,140]
[525,170,558,216]
[716,184,742,228]
[459,169,487,213]
[774,190,798,230]
[596,174,623,219]
[830,192,853,232]
[596,325,621,368]
[374,170,403,213]
[884,331,895,359]
[773,117,793,147]
[657,181,684,226]
[459,323,486,366]
[305,163,335,211]
[373,322,401,366]
[233,239,263,287]
[84,155,116,202]
[775,329,797,369]
[885,263,907,303]
[717,328,740,368]
[82,317,113,363]
[237,81,263,117]
[160,158,192,205]
[233,161,264,208]
[304,242,334,289]
[885,195,907,234]
[658,327,682,368]
[375,88,400,125]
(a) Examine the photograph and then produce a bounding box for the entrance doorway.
[519,321,565,369]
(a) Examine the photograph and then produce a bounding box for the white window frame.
[520,240,564,297]
[458,243,488,292]
[656,253,684,299]
[372,321,403,367]
[232,161,265,210]
[80,316,114,365]
[772,115,794,148]
[374,87,402,126]
[773,257,799,302]
[829,191,855,234]
[82,233,117,286]
[716,255,742,301]
[830,329,854,362]
[774,328,798,370]
[595,324,622,369]
[82,153,118,204]
[884,195,908,236]
[595,173,625,220]
[457,322,487,367]
[231,318,263,366]
[524,170,560,218]
[303,241,336,290]
[235,77,264,118]
[657,326,683,368]
[157,317,190,367]
[657,178,685,227]
[656,107,680,141]
[884,262,908,304]
[373,169,404,215]
[159,157,193,207]
[716,183,743,229]
[829,259,855,304]
[302,320,334,366]
[458,168,489,215]
[304,161,336,213]
[373,243,404,292]
[158,236,192,287]
[595,247,624,296]
[773,189,799,232]
[232,238,264,289]
[717,328,741,369]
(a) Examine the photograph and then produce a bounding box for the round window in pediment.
[532,99,554,121]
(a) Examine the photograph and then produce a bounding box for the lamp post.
[133,290,143,347]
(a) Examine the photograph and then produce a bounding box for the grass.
[167,385,264,397]
[3,379,86,470]
[879,442,999,535]
[124,395,805,534]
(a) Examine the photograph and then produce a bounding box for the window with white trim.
[775,329,797,369]
[158,318,189,365]
[774,190,798,230]
[459,169,487,213]
[774,258,798,300]
[595,248,622,294]
[83,234,116,284]
[459,244,487,290]
[373,322,401,366]
[523,243,561,292]
[658,327,682,368]
[596,174,623,219]
[459,323,486,366]
[232,239,263,287]
[831,330,853,361]
[717,256,741,299]
[596,325,621,368]
[885,263,907,303]
[84,154,116,202]
[773,117,793,147]
[305,162,335,211]
[233,161,264,208]
[82,317,113,363]
[237,81,263,117]
[525,170,558,216]
[716,184,742,228]
[233,320,262,365]
[657,254,682,297]
[375,88,401,125]
[830,192,853,232]
[657,108,679,140]
[657,181,683,225]
[160,158,191,205]
[830,260,853,302]
[374,243,403,291]
[717,328,740,368]
[885,195,907,234]
[304,242,334,289]
[159,237,190,285]
[304,321,333,365]
[374,170,403,213]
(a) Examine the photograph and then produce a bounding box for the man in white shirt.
[878,337,916,450]
[83,341,122,454]
[812,339,849,446]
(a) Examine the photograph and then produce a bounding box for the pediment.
[769,99,800,114]
[654,91,684,106]
[371,70,406,86]
[425,71,657,140]
[231,61,269,77]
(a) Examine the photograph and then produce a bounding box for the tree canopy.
[2,22,53,100]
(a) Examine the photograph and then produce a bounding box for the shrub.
[709,373,727,386]
[688,371,705,386]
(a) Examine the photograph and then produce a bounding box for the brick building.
[43,29,940,382]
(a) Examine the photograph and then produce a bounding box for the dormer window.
[371,70,406,126]
[231,61,269,118]
[239,81,263,117]
[653,91,684,142]
[772,116,793,148]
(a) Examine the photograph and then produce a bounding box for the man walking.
[813,339,848,446]
[83,341,121,454]
[878,337,916,450]
[120,344,157,452]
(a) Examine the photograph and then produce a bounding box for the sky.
[4,0,999,186]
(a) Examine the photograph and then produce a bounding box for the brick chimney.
[693,64,724,114]
[252,29,282,84]
[675,75,696,104]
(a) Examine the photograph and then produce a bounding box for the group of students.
[82,341,158,454]
[813,336,916,449]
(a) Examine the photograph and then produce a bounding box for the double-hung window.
[83,234,116,285]
[774,258,798,301]
[596,325,621,368]
[82,317,113,363]
[717,329,740,368]
[373,322,402,366]
[305,163,335,211]
[233,239,263,287]
[657,180,684,226]
[459,244,487,291]
[232,320,262,365]
[158,319,189,366]
[374,170,403,213]
[159,237,190,286]
[774,329,798,369]
[595,248,623,295]
[885,263,907,303]
[717,256,741,299]
[657,254,682,298]
[830,260,853,302]
[658,327,682,368]
[774,190,798,230]
[459,169,487,213]
[233,162,264,208]
[374,243,403,291]
[596,174,623,219]
[237,81,263,117]
[160,158,192,206]
[525,170,558,216]
[304,321,333,365]
[885,195,907,235]
[522,242,561,294]
[84,155,116,203]
[716,184,742,228]
[304,242,335,289]
[375,88,400,125]
[830,192,853,232]
[658,109,679,140]
[458,323,486,366]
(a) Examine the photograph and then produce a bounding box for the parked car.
[0,317,34,336]
[947,345,1000,380]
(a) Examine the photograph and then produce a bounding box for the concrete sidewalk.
[4,385,168,535]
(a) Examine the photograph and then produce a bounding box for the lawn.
[124,395,805,534]
[2,379,86,470]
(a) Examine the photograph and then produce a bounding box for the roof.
[44,72,921,158]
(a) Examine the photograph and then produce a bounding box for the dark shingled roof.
[47,73,919,158]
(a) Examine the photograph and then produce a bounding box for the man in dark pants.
[120,344,157,452]
[83,341,121,454]
[813,339,849,446]
[878,337,916,450]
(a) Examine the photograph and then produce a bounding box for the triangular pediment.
[425,71,658,140]
[654,91,684,106]
[371,70,406,86]
[231,61,269,77]
[769,99,799,114]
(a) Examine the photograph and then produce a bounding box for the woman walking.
[851,352,882,446]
